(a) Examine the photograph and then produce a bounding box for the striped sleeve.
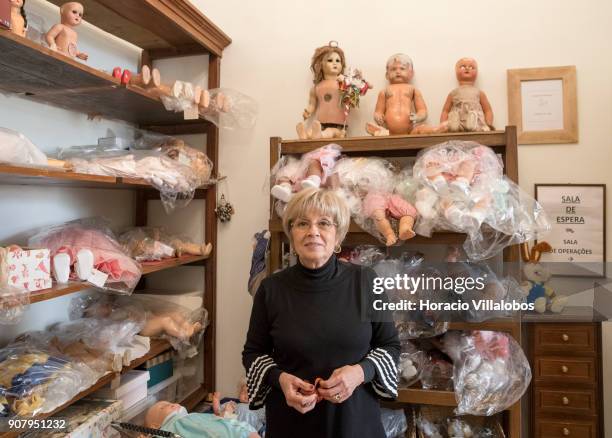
[242,281,279,409]
[363,347,399,399]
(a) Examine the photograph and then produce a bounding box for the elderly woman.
[242,188,400,437]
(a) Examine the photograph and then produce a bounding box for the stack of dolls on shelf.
[295,41,494,141]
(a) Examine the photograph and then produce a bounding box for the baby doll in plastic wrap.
[441,58,493,132]
[366,54,444,136]
[144,401,260,438]
[296,41,348,140]
[270,143,341,203]
[45,2,88,60]
[334,157,417,245]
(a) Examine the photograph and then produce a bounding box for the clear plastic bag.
[420,352,454,391]
[28,218,142,294]
[0,127,47,167]
[270,144,341,203]
[59,133,213,213]
[413,141,550,260]
[200,88,258,130]
[398,341,426,388]
[442,330,531,416]
[380,407,407,438]
[347,245,387,266]
[416,406,506,438]
[0,342,96,418]
[118,227,212,262]
[159,80,200,114]
[0,285,30,325]
[334,157,417,246]
[70,293,207,357]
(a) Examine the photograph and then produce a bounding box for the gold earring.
[334,244,341,253]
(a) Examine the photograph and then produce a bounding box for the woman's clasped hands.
[279,365,365,414]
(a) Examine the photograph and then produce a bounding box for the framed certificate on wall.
[535,184,606,277]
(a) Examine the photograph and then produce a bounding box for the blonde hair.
[386,53,413,71]
[282,188,350,244]
[310,42,346,84]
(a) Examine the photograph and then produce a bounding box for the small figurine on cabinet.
[366,54,443,136]
[296,41,348,140]
[9,0,27,37]
[45,2,88,60]
[520,241,567,314]
[440,58,493,132]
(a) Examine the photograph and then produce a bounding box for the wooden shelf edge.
[276,128,513,154]
[395,388,457,406]
[27,255,209,305]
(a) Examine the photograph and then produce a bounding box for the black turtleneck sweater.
[242,255,400,438]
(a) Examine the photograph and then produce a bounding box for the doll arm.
[373,90,387,125]
[302,86,317,120]
[412,89,428,123]
[480,91,494,128]
[440,93,453,122]
[45,24,63,50]
[76,50,89,61]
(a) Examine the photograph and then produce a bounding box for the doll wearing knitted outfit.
[271,144,341,202]
[441,58,493,132]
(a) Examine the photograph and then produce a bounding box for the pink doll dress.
[301,143,342,184]
[363,192,417,219]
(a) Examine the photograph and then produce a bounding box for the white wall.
[196,0,612,429]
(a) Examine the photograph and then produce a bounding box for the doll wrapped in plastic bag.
[347,245,387,266]
[442,330,531,416]
[0,127,66,169]
[398,341,426,388]
[118,227,212,262]
[0,342,95,417]
[199,88,258,130]
[0,285,30,326]
[380,407,407,437]
[28,218,141,294]
[270,143,342,203]
[413,141,550,260]
[416,406,506,438]
[334,157,417,246]
[70,293,207,357]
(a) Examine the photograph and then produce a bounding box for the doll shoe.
[271,183,293,203]
[301,175,321,190]
[52,253,71,284]
[75,249,94,281]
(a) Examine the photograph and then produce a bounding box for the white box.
[94,370,149,410]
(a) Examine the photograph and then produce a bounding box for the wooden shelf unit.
[0,0,228,429]
[268,127,522,438]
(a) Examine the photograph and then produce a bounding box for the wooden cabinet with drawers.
[528,322,604,438]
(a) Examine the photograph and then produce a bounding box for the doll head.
[310,41,346,84]
[60,2,84,27]
[455,58,478,84]
[385,53,414,84]
[145,401,186,429]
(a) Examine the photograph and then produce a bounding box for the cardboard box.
[2,247,52,292]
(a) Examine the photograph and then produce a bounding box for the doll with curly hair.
[296,41,348,140]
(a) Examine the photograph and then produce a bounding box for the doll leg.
[398,216,416,240]
[309,121,323,139]
[321,127,345,139]
[212,391,222,416]
[372,209,397,246]
[301,160,323,189]
[388,195,417,240]
[296,122,308,140]
[271,177,294,202]
[365,121,389,136]
[447,110,461,132]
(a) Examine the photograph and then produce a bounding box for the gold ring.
[334,394,341,401]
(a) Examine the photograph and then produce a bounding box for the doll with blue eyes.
[45,2,88,60]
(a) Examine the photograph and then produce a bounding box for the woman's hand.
[317,365,364,403]
[279,372,318,414]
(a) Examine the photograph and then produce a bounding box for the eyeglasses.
[291,218,337,232]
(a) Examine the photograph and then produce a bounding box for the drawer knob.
[562,334,570,342]
[563,427,570,436]
[562,396,570,405]
[561,365,569,373]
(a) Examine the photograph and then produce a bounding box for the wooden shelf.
[47,0,231,57]
[0,31,213,125]
[28,255,209,305]
[268,218,466,246]
[275,130,510,156]
[396,387,457,406]
[0,164,212,196]
[0,339,171,438]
